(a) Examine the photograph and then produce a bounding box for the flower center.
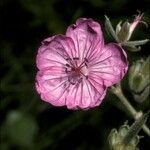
[65,57,89,85]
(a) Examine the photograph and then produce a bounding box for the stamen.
[71,68,75,71]
[66,64,71,67]
[73,57,79,60]
[79,58,88,68]
[65,57,89,84]
[66,58,72,61]
[78,78,83,83]
[84,58,88,62]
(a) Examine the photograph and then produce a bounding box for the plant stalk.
[111,84,150,136]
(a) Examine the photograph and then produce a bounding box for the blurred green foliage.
[0,0,150,150]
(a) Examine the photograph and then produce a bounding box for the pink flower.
[127,13,143,41]
[35,18,128,110]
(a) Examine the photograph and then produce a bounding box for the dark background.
[0,0,150,150]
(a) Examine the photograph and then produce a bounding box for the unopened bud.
[117,21,130,43]
[129,57,150,102]
[108,110,149,150]
[126,13,143,41]
[108,123,139,150]
[105,13,149,52]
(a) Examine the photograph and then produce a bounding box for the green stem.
[111,83,150,136]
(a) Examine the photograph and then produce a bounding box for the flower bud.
[105,13,149,52]
[129,57,150,102]
[108,124,139,150]
[108,111,149,150]
[117,21,130,43]
[116,13,145,42]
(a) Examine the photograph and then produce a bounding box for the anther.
[66,58,71,61]
[66,64,71,67]
[84,58,88,62]
[73,57,79,60]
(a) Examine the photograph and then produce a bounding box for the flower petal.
[36,35,76,70]
[36,66,69,106]
[36,67,106,109]
[66,79,106,109]
[90,43,128,86]
[66,18,104,61]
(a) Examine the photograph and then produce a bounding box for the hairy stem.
[111,83,150,136]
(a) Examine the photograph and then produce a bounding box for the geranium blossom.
[35,18,128,109]
[127,13,144,41]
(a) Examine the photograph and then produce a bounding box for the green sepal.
[123,39,150,46]
[104,15,119,42]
